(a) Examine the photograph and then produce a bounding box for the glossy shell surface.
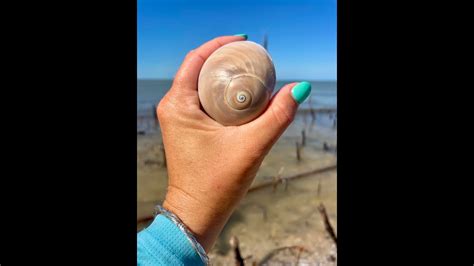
[198,41,276,126]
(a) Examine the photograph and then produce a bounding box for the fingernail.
[291,81,312,104]
[234,34,248,40]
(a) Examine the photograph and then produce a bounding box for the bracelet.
[154,205,210,265]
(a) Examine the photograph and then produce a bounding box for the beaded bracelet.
[154,205,209,265]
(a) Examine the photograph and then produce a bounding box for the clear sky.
[138,0,336,80]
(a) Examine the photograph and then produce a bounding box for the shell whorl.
[198,41,276,126]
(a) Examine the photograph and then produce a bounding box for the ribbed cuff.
[137,215,204,266]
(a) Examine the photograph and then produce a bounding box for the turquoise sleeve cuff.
[137,215,205,266]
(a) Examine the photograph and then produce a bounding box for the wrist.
[153,205,209,265]
[163,171,257,252]
[163,187,232,252]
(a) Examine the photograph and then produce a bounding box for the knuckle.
[272,103,294,126]
[184,50,194,60]
[214,37,224,46]
[156,99,170,121]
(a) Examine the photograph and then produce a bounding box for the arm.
[138,35,311,263]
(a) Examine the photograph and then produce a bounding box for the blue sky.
[138,0,336,80]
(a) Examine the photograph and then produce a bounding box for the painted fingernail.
[234,34,248,40]
[291,81,312,104]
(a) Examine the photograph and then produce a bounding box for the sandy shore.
[137,110,337,265]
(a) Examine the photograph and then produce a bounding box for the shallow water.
[137,79,336,129]
[137,109,337,265]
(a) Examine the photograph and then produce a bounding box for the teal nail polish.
[291,82,312,104]
[234,34,248,40]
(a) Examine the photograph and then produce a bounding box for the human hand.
[156,35,311,252]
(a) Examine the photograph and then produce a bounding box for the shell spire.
[198,41,276,126]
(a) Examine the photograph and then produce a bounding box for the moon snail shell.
[198,41,276,126]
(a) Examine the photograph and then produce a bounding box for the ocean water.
[137,79,337,119]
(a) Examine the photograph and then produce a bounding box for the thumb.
[246,81,312,146]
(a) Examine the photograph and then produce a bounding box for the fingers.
[171,36,247,92]
[245,82,312,148]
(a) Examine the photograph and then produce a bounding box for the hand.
[156,35,311,252]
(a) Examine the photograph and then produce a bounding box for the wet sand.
[137,110,337,265]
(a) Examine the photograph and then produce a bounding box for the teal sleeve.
[137,215,204,266]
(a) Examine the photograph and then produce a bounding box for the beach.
[137,80,337,265]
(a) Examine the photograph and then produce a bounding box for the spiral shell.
[198,41,276,126]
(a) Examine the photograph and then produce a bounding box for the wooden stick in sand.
[272,167,285,193]
[229,235,245,266]
[259,245,309,265]
[296,142,302,161]
[307,97,316,122]
[248,165,336,193]
[323,142,330,152]
[310,107,316,122]
[318,203,337,247]
[303,108,308,127]
[301,129,306,146]
[295,245,305,265]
